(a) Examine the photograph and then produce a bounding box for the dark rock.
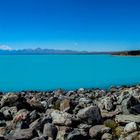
[130,104,140,114]
[29,110,40,123]
[0,120,6,127]
[53,100,61,110]
[3,110,12,120]
[47,97,58,107]
[0,135,8,140]
[30,116,52,132]
[6,107,17,119]
[66,129,90,140]
[0,112,5,120]
[89,125,111,139]
[32,137,47,140]
[1,106,17,120]
[77,106,102,125]
[122,96,140,114]
[15,96,31,111]
[30,119,41,130]
[77,124,92,131]
[1,93,18,107]
[16,120,29,129]
[43,123,58,140]
[28,97,45,112]
[12,128,38,140]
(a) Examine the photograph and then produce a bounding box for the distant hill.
[0,48,86,55]
[0,48,139,55]
[0,48,105,55]
[111,50,140,56]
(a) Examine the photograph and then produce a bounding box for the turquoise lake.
[0,55,140,92]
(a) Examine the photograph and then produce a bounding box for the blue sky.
[0,0,140,51]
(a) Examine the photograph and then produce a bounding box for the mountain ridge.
[0,48,139,55]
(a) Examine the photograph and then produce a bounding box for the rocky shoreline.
[0,85,140,140]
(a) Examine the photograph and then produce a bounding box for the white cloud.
[0,45,12,50]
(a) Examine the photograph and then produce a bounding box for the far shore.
[112,54,140,57]
[0,48,140,56]
[111,50,140,56]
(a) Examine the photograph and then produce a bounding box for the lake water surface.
[0,55,140,91]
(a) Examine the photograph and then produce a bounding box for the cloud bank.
[0,45,12,50]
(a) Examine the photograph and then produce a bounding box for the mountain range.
[0,48,104,55]
[0,48,139,55]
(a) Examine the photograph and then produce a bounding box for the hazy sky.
[0,0,140,51]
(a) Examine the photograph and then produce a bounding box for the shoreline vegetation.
[0,84,140,139]
[0,48,140,56]
[111,50,140,56]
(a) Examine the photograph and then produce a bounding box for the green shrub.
[104,119,118,129]
[53,100,60,110]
